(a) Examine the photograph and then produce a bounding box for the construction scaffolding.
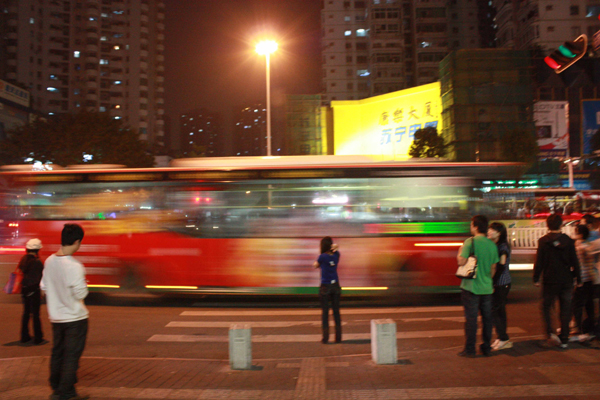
[439,49,535,161]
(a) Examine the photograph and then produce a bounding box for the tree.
[0,111,154,167]
[408,127,447,158]
[500,128,539,164]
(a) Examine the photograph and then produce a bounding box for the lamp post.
[255,40,278,156]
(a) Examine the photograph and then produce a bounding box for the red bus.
[0,156,522,296]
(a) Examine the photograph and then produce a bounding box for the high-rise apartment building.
[232,105,266,156]
[321,0,495,102]
[493,0,600,52]
[180,109,222,157]
[0,0,165,146]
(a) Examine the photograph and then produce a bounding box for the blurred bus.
[0,156,523,297]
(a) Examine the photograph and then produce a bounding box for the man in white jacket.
[41,224,88,400]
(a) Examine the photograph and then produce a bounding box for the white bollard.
[229,324,252,370]
[371,319,397,365]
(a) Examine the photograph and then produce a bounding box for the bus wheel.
[119,266,144,293]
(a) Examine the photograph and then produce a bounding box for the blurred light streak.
[145,285,198,290]
[414,243,463,247]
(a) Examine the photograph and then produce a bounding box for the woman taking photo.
[488,222,512,351]
[313,236,342,344]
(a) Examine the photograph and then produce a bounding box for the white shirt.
[41,254,89,323]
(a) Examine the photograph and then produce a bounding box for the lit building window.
[74,51,80,58]
[344,30,352,36]
[356,29,367,37]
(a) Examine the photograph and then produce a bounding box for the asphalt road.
[2,279,544,361]
[5,271,600,400]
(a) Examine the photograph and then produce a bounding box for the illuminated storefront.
[331,82,442,161]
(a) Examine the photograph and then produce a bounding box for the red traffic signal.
[544,34,588,73]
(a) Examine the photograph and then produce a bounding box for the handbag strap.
[470,237,475,257]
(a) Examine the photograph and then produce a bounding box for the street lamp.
[255,40,278,156]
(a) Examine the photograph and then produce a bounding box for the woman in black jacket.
[19,238,46,345]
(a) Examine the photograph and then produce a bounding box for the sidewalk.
[2,338,600,400]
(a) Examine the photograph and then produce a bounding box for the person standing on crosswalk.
[41,224,89,400]
[534,214,581,349]
[457,215,498,357]
[487,222,513,351]
[313,236,342,344]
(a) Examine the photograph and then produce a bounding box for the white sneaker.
[578,333,594,342]
[491,339,501,350]
[495,340,513,350]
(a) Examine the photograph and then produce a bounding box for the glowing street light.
[255,40,278,156]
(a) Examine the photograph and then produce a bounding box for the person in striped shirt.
[573,224,599,341]
[488,222,512,351]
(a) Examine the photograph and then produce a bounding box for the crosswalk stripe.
[180,306,464,317]
[166,316,466,328]
[148,327,525,343]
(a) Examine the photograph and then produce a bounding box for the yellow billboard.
[332,82,442,160]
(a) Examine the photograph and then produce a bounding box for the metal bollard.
[370,319,397,364]
[229,324,252,370]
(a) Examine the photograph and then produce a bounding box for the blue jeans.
[50,319,88,400]
[461,289,492,354]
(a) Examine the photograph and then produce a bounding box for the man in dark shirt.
[533,214,581,348]
[19,238,45,345]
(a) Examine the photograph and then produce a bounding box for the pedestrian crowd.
[8,212,600,399]
[457,213,600,358]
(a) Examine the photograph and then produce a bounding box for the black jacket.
[533,232,581,285]
[18,253,43,291]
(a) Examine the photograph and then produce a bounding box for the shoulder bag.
[3,266,23,294]
[456,237,477,279]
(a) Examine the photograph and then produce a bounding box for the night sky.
[164,0,323,150]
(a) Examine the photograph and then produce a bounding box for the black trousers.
[572,281,596,334]
[50,319,88,400]
[21,287,43,343]
[319,283,341,343]
[541,283,572,344]
[492,284,511,341]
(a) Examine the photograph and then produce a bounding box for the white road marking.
[167,316,465,328]
[148,327,525,343]
[180,306,464,317]
[168,321,324,328]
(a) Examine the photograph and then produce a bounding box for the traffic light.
[544,34,588,74]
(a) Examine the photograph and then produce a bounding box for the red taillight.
[544,56,560,70]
